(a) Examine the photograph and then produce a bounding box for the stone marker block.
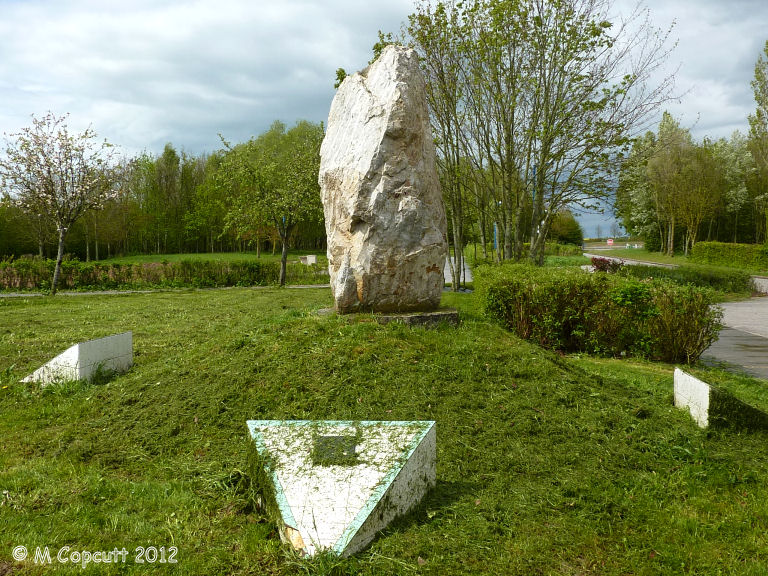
[673,368,711,427]
[674,368,768,430]
[319,45,448,314]
[246,420,436,557]
[22,332,133,386]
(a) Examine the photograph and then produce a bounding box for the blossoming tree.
[0,112,119,294]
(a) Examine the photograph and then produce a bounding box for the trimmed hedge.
[469,241,582,267]
[622,264,753,295]
[476,263,722,363]
[0,257,328,291]
[690,241,768,272]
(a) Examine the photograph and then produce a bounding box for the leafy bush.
[622,263,753,295]
[467,242,582,267]
[591,256,624,273]
[475,262,722,363]
[544,242,583,256]
[646,282,724,363]
[690,241,768,272]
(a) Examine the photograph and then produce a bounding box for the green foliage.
[591,256,624,273]
[548,210,584,247]
[333,67,347,89]
[221,120,325,286]
[690,241,768,272]
[476,263,722,362]
[622,262,754,295]
[0,255,332,291]
[748,39,768,239]
[2,289,768,574]
[645,281,723,363]
[407,0,673,264]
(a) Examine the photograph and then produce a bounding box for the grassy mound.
[1,289,768,574]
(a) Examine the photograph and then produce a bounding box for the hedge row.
[0,258,329,291]
[469,241,582,267]
[690,241,768,272]
[476,263,722,363]
[621,263,753,295]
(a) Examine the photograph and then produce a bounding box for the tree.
[749,39,768,241]
[0,112,118,294]
[406,0,675,265]
[548,209,584,246]
[222,120,324,285]
[408,1,470,288]
[645,112,691,255]
[676,140,721,255]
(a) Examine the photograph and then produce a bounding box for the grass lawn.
[99,251,328,266]
[2,288,768,574]
[584,248,682,266]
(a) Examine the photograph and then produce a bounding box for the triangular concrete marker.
[21,332,133,386]
[246,420,436,557]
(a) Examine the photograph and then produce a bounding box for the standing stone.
[319,45,448,313]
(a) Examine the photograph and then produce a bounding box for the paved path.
[702,297,768,380]
[582,252,677,269]
[444,257,473,284]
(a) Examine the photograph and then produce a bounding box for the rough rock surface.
[319,45,448,313]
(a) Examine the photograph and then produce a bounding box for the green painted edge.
[331,421,435,555]
[245,421,298,530]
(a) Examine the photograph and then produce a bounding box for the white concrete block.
[674,368,710,428]
[751,276,768,295]
[22,332,133,386]
[246,420,436,557]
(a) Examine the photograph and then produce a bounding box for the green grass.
[589,247,768,278]
[586,248,682,266]
[2,289,768,574]
[544,254,591,267]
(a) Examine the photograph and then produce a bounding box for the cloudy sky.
[1,0,766,235]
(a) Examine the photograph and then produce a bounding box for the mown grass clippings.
[1,288,768,574]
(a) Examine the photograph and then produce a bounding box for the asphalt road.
[702,297,768,380]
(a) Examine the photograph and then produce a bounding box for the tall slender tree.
[748,39,768,240]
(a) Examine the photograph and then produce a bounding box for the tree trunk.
[449,204,463,292]
[279,235,289,286]
[85,224,90,262]
[51,227,67,296]
[667,218,675,256]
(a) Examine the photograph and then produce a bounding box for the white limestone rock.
[319,45,447,313]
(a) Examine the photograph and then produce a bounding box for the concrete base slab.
[315,307,459,327]
[375,308,458,327]
[246,420,436,557]
[21,332,133,386]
